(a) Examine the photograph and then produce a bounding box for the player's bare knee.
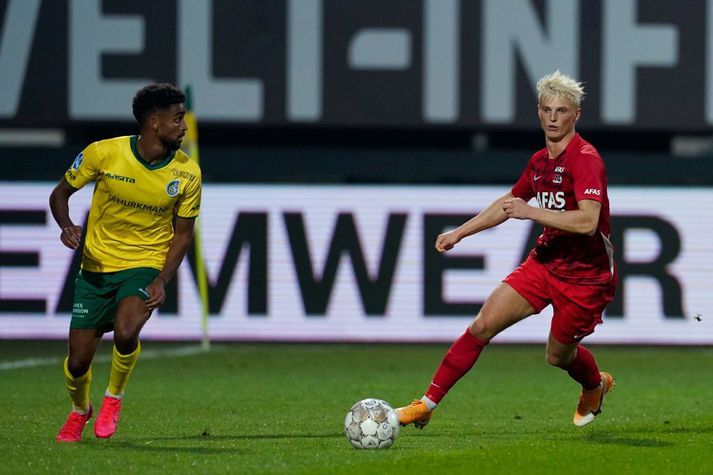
[114,336,139,355]
[470,316,494,341]
[546,352,569,368]
[66,357,91,378]
[113,323,140,353]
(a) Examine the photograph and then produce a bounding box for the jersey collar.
[130,135,176,170]
[559,133,582,159]
[542,133,582,161]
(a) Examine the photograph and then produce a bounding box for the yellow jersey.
[64,135,202,273]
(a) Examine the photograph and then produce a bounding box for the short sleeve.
[511,161,535,201]
[176,169,202,218]
[64,142,101,189]
[571,153,605,203]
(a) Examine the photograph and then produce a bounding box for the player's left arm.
[145,216,196,310]
[503,198,600,235]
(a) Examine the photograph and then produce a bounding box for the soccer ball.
[344,398,400,449]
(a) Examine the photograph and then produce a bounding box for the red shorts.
[503,255,616,344]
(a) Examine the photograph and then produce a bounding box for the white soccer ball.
[344,398,399,449]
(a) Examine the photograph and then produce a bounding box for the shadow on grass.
[133,432,343,441]
[605,425,713,436]
[87,432,342,454]
[89,441,241,455]
[585,432,673,448]
[581,423,713,448]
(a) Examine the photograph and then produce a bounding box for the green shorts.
[70,267,160,332]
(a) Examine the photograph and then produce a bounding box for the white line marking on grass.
[0,356,61,370]
[0,345,218,371]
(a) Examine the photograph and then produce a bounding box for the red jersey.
[511,133,615,284]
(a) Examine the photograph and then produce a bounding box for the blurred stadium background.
[1,0,712,344]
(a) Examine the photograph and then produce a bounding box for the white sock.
[421,395,438,411]
[105,389,122,399]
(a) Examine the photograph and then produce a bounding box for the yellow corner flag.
[183,85,211,351]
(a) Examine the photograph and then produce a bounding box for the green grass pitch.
[1,341,711,474]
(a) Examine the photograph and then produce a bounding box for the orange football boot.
[573,371,615,427]
[395,399,433,429]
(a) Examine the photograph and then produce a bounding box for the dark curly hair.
[132,83,186,125]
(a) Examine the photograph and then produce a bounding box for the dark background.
[1,0,711,184]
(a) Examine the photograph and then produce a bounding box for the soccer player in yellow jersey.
[49,83,201,442]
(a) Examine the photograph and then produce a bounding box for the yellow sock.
[63,357,91,413]
[107,342,141,397]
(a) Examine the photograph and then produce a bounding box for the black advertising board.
[1,0,711,131]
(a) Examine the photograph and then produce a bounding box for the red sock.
[565,345,602,390]
[424,329,489,404]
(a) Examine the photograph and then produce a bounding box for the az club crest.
[166,179,180,197]
[71,152,84,170]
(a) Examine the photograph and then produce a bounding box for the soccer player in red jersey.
[396,71,616,429]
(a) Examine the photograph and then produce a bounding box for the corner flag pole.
[184,85,211,351]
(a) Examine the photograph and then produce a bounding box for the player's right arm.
[436,154,536,253]
[49,180,82,249]
[435,192,512,252]
[49,143,101,249]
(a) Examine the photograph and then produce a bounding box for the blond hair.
[536,71,585,107]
